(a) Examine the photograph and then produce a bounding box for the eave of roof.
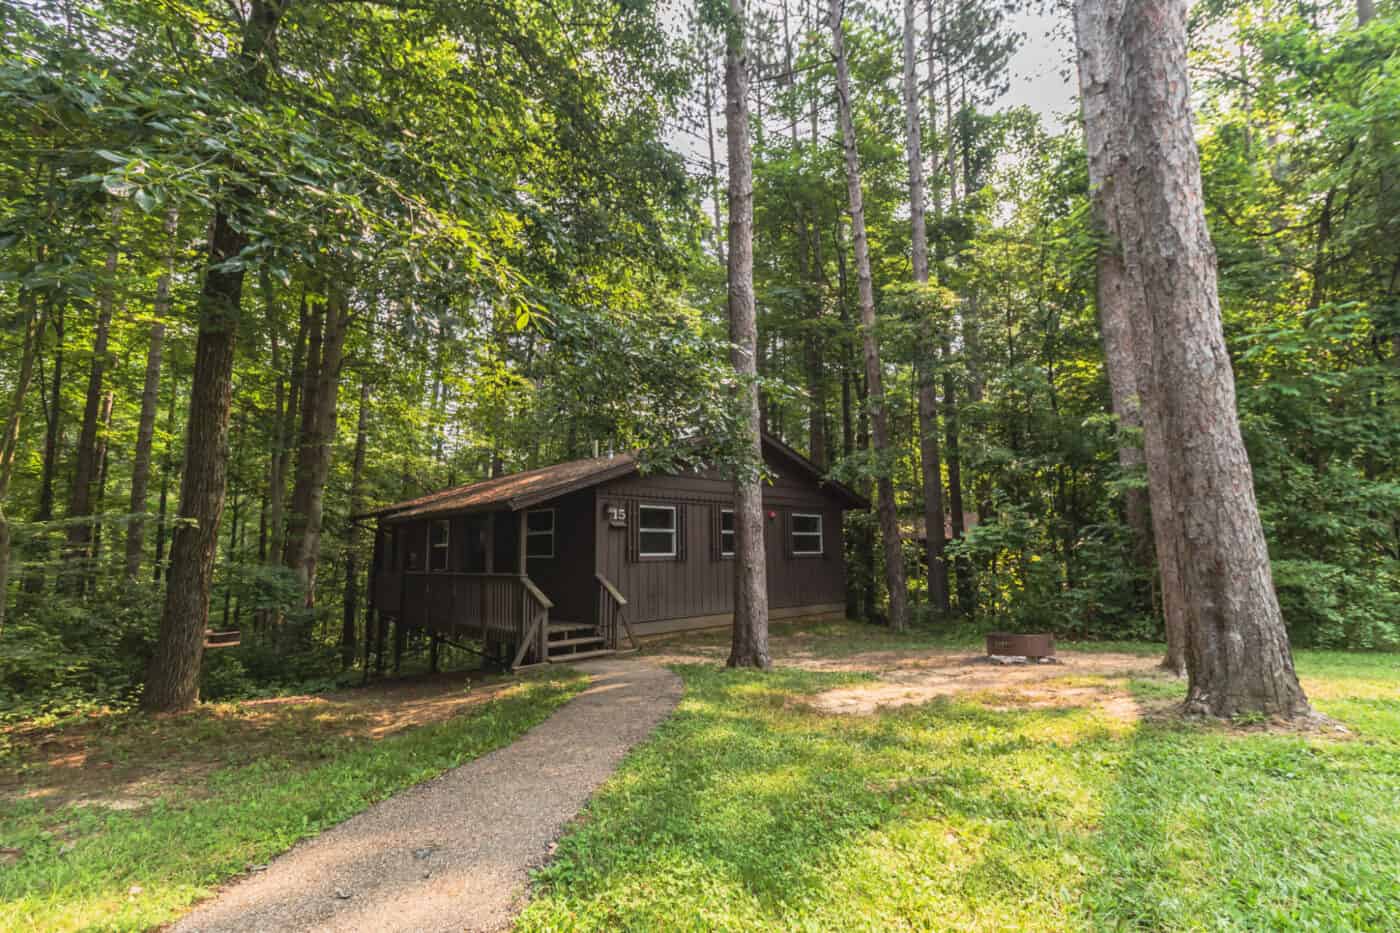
[358,433,870,524]
[365,453,639,523]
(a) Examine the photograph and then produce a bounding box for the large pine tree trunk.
[903,0,949,614]
[143,0,285,712]
[831,0,909,631]
[724,0,771,669]
[1118,0,1309,718]
[64,203,121,587]
[1073,0,1187,674]
[285,283,349,608]
[125,208,177,581]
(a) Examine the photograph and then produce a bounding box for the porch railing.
[382,571,551,667]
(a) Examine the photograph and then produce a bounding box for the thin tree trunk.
[26,298,63,594]
[904,0,949,614]
[831,0,909,631]
[703,42,726,266]
[342,373,370,668]
[89,390,115,578]
[1073,0,1185,673]
[1118,0,1310,718]
[724,0,771,669]
[154,369,179,583]
[64,203,121,586]
[126,208,177,580]
[0,293,46,639]
[285,281,350,608]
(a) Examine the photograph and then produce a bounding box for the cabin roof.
[365,434,868,523]
[369,453,640,522]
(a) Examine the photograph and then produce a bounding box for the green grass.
[0,671,587,931]
[518,643,1400,931]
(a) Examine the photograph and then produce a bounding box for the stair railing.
[595,572,636,651]
[512,575,554,669]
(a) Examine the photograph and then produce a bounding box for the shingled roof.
[365,434,868,523]
[369,453,639,522]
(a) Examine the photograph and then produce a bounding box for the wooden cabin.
[364,435,867,669]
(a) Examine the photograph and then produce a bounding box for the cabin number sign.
[605,503,627,527]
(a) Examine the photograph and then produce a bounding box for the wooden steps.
[544,619,615,664]
[547,648,615,663]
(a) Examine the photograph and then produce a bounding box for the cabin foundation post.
[392,618,405,673]
[429,633,440,673]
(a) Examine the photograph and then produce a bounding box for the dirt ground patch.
[1,669,516,813]
[800,652,1164,721]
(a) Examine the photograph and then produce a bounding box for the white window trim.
[719,508,735,557]
[525,508,555,559]
[429,519,451,571]
[791,512,824,556]
[639,503,678,558]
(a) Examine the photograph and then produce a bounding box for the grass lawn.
[517,622,1400,931]
[0,669,587,931]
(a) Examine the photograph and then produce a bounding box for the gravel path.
[172,658,681,933]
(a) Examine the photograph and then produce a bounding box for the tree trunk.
[831,0,909,631]
[153,369,179,583]
[1073,0,1186,673]
[724,0,771,670]
[1117,0,1310,718]
[25,299,63,594]
[903,0,949,614]
[64,203,121,587]
[126,208,177,580]
[342,373,370,668]
[144,0,285,712]
[0,293,46,639]
[285,282,350,608]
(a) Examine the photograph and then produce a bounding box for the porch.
[368,505,635,670]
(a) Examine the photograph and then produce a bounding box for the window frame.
[525,508,556,560]
[790,511,824,557]
[428,518,451,572]
[638,503,679,559]
[718,508,735,558]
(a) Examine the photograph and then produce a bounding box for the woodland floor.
[0,668,589,930]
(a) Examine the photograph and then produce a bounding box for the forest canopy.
[1,0,1396,717]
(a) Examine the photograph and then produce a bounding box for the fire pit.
[986,632,1055,660]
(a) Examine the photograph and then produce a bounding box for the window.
[525,509,555,559]
[428,519,450,571]
[791,512,823,555]
[639,504,678,558]
[718,509,735,557]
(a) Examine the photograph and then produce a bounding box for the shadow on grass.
[1081,677,1400,930]
[519,665,1124,930]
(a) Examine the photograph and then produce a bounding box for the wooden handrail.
[595,573,628,607]
[520,575,554,610]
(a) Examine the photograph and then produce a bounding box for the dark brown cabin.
[364,435,867,669]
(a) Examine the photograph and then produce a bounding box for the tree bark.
[25,298,63,594]
[342,372,370,668]
[285,281,350,608]
[831,0,909,631]
[64,203,121,586]
[904,0,949,614]
[1073,0,1186,674]
[126,208,177,580]
[0,293,46,639]
[143,0,286,712]
[1118,0,1310,717]
[724,0,771,670]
